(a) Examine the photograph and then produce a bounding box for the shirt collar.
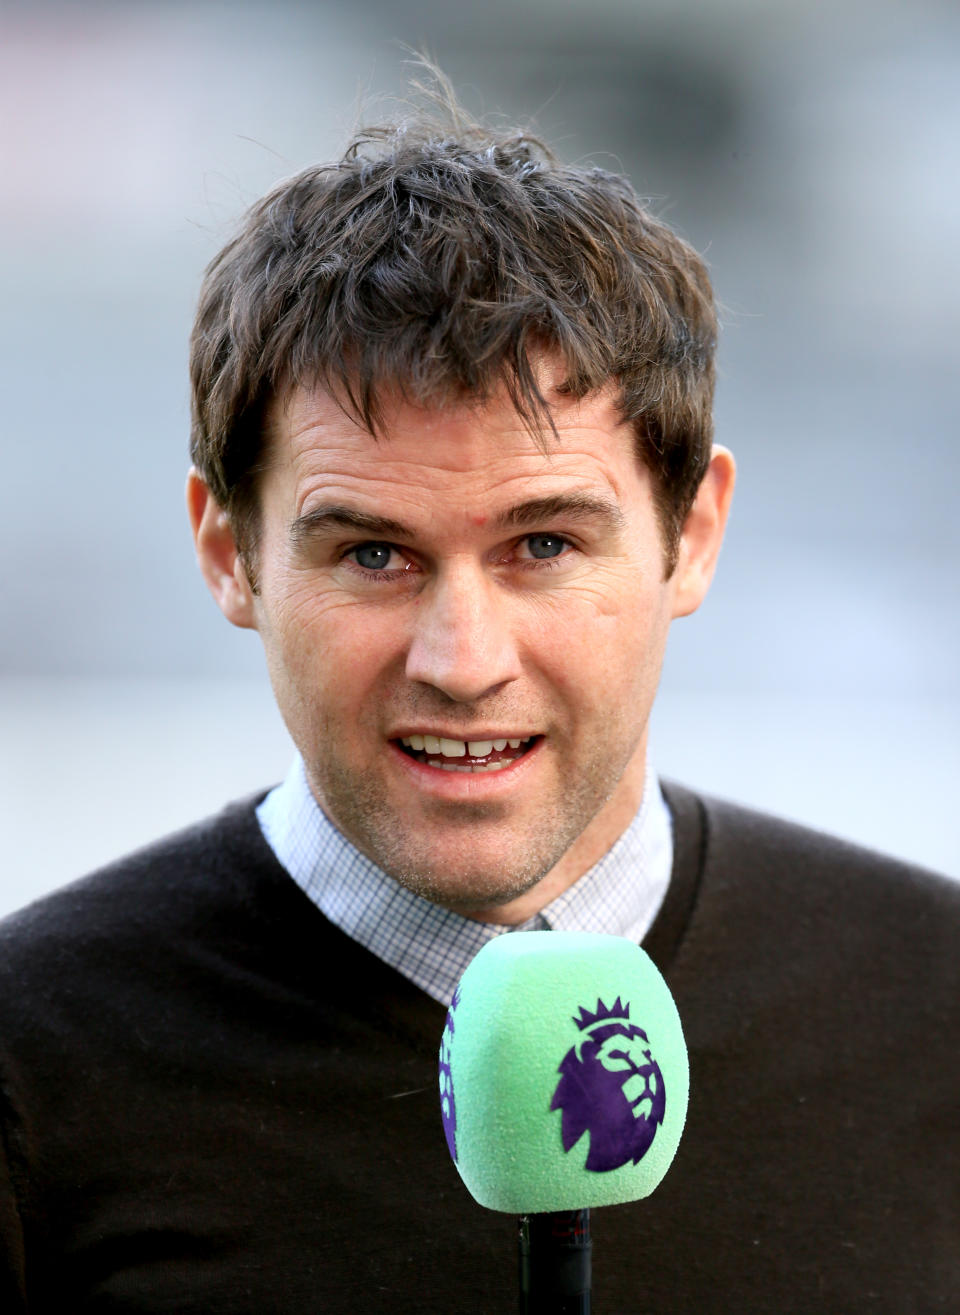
[257,755,672,1006]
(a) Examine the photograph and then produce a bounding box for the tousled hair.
[189,73,717,576]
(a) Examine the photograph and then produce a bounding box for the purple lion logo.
[550,997,666,1173]
[439,985,460,1161]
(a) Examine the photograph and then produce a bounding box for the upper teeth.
[402,735,524,756]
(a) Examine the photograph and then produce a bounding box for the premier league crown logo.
[550,996,666,1173]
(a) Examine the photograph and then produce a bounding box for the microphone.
[438,931,688,1312]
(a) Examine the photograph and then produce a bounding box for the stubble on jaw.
[303,738,641,918]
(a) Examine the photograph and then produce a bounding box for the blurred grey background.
[2,0,958,917]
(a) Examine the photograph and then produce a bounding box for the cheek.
[257,587,401,705]
[533,581,671,697]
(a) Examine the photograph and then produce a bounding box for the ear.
[186,468,256,629]
[670,445,736,619]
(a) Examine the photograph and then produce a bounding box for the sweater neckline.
[212,783,704,1053]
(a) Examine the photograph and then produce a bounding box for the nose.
[404,563,522,702]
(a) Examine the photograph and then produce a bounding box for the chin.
[310,762,606,915]
[377,843,553,914]
[391,864,544,914]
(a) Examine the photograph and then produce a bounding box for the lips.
[394,734,539,773]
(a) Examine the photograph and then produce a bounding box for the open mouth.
[394,734,540,773]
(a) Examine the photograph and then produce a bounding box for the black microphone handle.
[518,1209,592,1314]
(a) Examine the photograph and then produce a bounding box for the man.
[1,85,958,1313]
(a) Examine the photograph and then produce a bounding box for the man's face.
[192,374,730,920]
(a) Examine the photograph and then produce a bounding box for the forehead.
[260,379,645,521]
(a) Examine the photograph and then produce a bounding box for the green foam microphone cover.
[438,931,688,1213]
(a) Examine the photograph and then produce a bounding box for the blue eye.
[525,534,567,560]
[352,543,395,570]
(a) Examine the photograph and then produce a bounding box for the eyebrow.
[290,505,412,547]
[290,492,625,546]
[493,493,626,533]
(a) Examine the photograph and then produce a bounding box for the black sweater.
[1,784,958,1312]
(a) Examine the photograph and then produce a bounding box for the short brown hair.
[189,79,717,574]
